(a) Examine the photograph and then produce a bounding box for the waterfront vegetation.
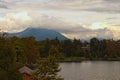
[0,31,120,79]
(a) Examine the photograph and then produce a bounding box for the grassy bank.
[58,57,89,62]
[58,57,120,62]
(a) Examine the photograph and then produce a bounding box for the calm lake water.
[59,61,120,80]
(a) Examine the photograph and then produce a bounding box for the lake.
[59,61,120,80]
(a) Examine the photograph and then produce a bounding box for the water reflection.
[59,61,120,80]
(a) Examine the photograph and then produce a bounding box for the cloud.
[64,1,119,13]
[0,0,120,40]
[0,12,120,40]
[106,26,120,39]
[0,4,8,9]
[62,28,117,40]
[32,15,120,40]
[0,12,32,32]
[31,15,74,31]
[0,2,8,9]
[59,22,120,40]
[24,0,119,13]
[0,0,18,2]
[103,0,120,3]
[1,0,120,14]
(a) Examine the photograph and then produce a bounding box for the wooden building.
[18,66,33,80]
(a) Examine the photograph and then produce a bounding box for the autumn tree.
[0,31,22,80]
[10,36,27,64]
[33,55,63,80]
[22,37,39,64]
[105,39,120,58]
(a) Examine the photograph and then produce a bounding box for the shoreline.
[58,57,120,62]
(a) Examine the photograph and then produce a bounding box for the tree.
[62,39,73,57]
[0,32,22,80]
[90,37,101,58]
[48,45,61,58]
[37,38,51,57]
[22,37,39,64]
[33,56,63,80]
[33,55,63,80]
[105,39,119,58]
[10,36,27,64]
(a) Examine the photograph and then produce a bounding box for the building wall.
[22,73,32,80]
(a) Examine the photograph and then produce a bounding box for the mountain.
[9,28,68,40]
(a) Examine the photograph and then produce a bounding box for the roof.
[18,66,33,75]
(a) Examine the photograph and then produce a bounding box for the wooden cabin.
[18,66,33,80]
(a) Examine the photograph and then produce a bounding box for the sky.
[0,0,120,39]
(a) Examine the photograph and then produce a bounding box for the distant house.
[18,66,33,80]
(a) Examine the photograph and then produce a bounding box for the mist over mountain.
[9,28,68,40]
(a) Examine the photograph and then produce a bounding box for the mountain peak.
[9,28,68,40]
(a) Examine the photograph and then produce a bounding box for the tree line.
[1,34,120,64]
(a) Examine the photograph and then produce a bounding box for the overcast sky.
[0,0,120,39]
